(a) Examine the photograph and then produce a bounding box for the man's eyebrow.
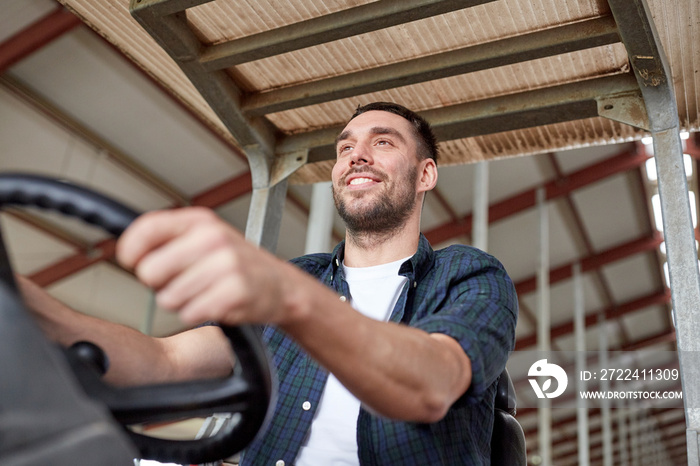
[335,130,351,147]
[335,126,406,147]
[370,126,407,143]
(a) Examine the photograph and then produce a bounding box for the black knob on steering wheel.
[0,173,275,465]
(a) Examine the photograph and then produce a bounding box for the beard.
[333,166,418,238]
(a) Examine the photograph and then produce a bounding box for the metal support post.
[598,313,613,466]
[573,262,589,466]
[617,401,629,466]
[653,127,700,428]
[245,178,288,251]
[305,181,334,254]
[605,1,700,461]
[472,161,489,252]
[641,416,651,465]
[129,2,310,252]
[630,408,640,466]
[536,187,552,466]
[141,291,156,336]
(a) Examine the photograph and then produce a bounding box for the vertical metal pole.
[643,416,653,465]
[245,179,288,251]
[536,187,552,466]
[689,429,700,466]
[246,150,305,252]
[617,400,629,466]
[652,425,667,465]
[605,3,700,460]
[653,128,700,433]
[304,181,334,254]
[472,161,489,252]
[141,291,156,336]
[630,408,640,466]
[573,262,589,466]
[598,312,613,466]
[639,416,649,465]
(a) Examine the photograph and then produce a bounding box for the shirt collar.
[329,233,435,282]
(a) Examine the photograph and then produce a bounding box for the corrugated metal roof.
[57,0,699,184]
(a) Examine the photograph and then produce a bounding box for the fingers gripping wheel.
[0,173,275,464]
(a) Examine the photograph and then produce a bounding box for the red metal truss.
[0,7,81,74]
[513,232,664,296]
[424,146,649,245]
[28,171,253,286]
[515,288,671,350]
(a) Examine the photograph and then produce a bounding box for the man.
[20,102,517,465]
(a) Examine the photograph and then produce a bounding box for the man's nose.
[350,142,372,166]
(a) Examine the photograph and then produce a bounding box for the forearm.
[17,276,232,386]
[279,271,471,422]
[111,208,471,418]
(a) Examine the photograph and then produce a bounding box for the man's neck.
[343,221,420,267]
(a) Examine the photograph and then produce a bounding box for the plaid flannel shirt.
[240,234,517,465]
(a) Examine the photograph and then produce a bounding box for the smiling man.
[332,106,437,258]
[333,109,427,246]
[20,102,518,465]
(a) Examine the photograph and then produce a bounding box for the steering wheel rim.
[0,173,275,464]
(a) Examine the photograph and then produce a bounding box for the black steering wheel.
[0,173,275,464]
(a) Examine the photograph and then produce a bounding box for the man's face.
[331,110,422,235]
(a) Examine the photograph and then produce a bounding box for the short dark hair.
[349,102,439,165]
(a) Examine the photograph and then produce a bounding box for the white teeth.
[349,177,374,185]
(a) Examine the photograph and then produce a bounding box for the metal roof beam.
[514,232,664,296]
[243,15,620,116]
[3,209,91,251]
[425,74,637,142]
[0,7,81,74]
[278,73,641,163]
[130,0,288,251]
[28,238,117,287]
[199,0,498,70]
[425,145,649,245]
[190,171,252,208]
[623,327,679,352]
[130,0,277,151]
[0,75,189,206]
[25,170,252,286]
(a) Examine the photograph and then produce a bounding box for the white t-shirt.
[294,256,410,466]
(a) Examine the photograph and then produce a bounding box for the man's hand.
[116,207,300,327]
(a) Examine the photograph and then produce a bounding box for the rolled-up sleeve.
[412,249,518,403]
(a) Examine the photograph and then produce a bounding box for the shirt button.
[276,460,285,466]
[302,401,312,411]
[339,295,347,302]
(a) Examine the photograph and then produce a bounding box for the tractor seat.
[491,368,527,466]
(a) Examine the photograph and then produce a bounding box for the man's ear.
[417,158,438,193]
